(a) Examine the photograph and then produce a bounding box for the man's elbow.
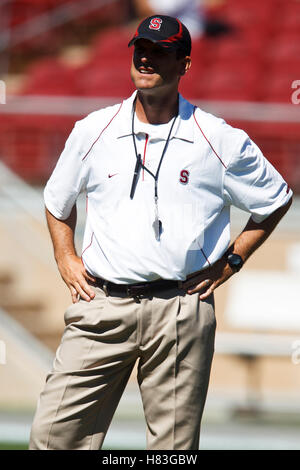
[281,194,293,214]
[270,195,293,224]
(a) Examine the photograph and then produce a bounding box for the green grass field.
[0,442,28,450]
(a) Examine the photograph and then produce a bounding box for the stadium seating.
[6,0,128,58]
[1,0,299,188]
[76,63,134,98]
[11,0,299,104]
[21,57,79,95]
[0,113,75,181]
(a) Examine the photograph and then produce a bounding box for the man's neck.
[135,90,179,124]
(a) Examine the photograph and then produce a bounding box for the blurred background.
[0,0,299,450]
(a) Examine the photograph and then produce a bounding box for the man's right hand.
[45,206,97,304]
[57,254,96,303]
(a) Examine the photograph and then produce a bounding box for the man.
[29,15,292,450]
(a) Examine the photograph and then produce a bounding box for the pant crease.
[89,361,136,450]
[172,294,181,450]
[46,332,95,449]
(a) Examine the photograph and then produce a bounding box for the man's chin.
[131,73,161,91]
[134,79,164,93]
[135,79,157,89]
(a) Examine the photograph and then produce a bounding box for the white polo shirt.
[44,91,292,283]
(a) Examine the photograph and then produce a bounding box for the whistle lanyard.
[130,105,178,240]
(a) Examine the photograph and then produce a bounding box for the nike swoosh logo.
[108,173,118,178]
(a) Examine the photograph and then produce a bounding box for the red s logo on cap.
[149,18,162,31]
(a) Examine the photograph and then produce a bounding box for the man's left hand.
[181,257,235,300]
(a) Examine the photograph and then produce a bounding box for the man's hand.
[57,254,96,303]
[181,256,234,300]
[45,206,96,304]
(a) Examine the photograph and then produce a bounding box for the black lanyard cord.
[130,103,178,199]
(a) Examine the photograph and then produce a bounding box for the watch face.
[227,253,243,271]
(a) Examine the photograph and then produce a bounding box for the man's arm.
[46,206,96,303]
[182,197,293,299]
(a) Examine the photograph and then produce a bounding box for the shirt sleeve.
[223,132,293,223]
[44,120,89,220]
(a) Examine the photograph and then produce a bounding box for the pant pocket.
[176,293,216,373]
[64,284,111,326]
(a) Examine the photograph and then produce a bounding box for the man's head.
[129,15,192,94]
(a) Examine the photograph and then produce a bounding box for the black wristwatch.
[227,253,244,272]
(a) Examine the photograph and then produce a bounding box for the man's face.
[130,39,189,93]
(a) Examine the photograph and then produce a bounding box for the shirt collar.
[117,91,194,143]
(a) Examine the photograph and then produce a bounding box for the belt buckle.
[126,283,149,298]
[126,285,140,297]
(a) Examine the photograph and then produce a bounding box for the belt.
[93,277,183,297]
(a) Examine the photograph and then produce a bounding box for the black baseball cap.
[128,15,191,57]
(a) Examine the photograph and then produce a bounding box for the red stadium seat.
[21,58,79,95]
[201,62,260,101]
[272,0,300,34]
[0,113,75,182]
[266,34,300,64]
[220,0,275,34]
[90,27,133,61]
[189,36,212,64]
[260,71,299,103]
[179,61,207,100]
[76,63,134,98]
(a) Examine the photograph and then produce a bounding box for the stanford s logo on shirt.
[179,169,189,184]
[149,18,163,31]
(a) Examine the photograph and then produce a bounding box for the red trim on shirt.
[142,133,149,181]
[200,248,211,266]
[193,108,227,169]
[82,102,123,161]
[81,232,94,263]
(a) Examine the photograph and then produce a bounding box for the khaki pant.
[29,285,216,450]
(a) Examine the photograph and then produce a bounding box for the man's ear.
[180,56,191,76]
